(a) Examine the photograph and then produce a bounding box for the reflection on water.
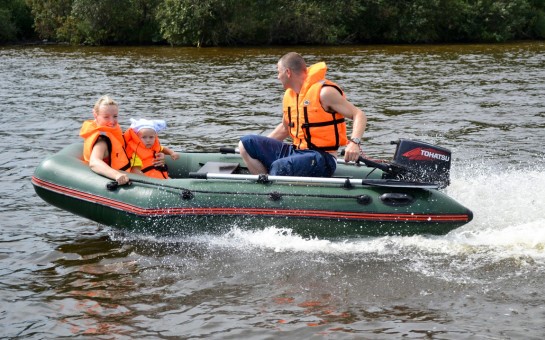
[33,236,134,337]
[28,217,545,337]
[1,42,545,338]
[37,232,465,337]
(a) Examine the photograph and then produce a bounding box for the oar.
[219,147,238,154]
[218,147,393,172]
[106,179,153,191]
[191,147,430,188]
[220,146,390,166]
[106,177,192,193]
[188,172,439,189]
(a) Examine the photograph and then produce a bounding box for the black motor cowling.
[387,139,452,188]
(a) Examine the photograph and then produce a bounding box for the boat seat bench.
[197,162,240,174]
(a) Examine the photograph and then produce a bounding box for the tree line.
[2,0,545,46]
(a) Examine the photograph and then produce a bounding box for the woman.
[79,95,132,185]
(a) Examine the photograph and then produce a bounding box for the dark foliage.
[2,0,543,45]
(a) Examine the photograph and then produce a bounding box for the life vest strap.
[302,118,345,128]
[98,134,131,171]
[306,145,339,152]
[119,163,131,171]
[142,165,168,173]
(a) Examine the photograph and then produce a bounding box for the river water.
[1,43,544,338]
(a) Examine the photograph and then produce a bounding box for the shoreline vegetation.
[2,1,545,47]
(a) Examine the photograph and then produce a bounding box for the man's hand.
[344,141,363,162]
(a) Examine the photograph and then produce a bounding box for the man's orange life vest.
[282,62,348,151]
[123,128,169,179]
[79,120,131,171]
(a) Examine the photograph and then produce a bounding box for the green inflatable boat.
[32,139,473,238]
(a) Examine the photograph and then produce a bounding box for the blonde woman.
[79,95,132,184]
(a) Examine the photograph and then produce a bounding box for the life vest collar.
[298,62,327,98]
[79,120,131,171]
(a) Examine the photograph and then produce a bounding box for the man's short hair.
[279,52,306,74]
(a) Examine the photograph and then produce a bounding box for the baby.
[124,118,179,179]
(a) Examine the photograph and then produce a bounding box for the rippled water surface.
[1,43,545,338]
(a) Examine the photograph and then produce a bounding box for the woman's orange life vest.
[282,62,348,151]
[79,120,131,171]
[123,128,169,179]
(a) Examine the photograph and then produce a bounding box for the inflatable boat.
[32,139,473,237]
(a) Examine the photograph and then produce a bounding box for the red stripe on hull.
[32,177,471,223]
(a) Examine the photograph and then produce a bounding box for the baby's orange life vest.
[282,62,348,151]
[79,120,131,171]
[124,128,169,179]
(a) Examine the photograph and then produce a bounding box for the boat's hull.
[32,144,473,237]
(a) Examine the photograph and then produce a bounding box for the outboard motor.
[388,139,452,188]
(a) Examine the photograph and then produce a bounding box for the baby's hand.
[170,152,180,160]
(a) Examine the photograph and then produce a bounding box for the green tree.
[71,0,154,44]
[468,0,531,41]
[0,8,17,42]
[26,0,72,41]
[0,0,34,42]
[265,0,361,45]
[27,0,161,44]
[353,0,535,43]
[527,0,545,38]
[20,0,545,45]
[157,0,231,46]
[156,0,364,46]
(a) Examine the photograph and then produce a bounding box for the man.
[239,52,366,177]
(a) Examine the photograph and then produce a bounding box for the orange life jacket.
[79,120,131,171]
[282,62,348,151]
[123,128,169,179]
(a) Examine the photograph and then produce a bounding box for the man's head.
[277,52,307,92]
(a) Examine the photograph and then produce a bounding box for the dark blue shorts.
[240,135,337,177]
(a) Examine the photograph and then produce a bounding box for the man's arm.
[267,121,290,141]
[320,86,367,162]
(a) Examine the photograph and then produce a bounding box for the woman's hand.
[153,152,165,167]
[115,172,129,185]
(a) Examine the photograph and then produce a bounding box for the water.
[1,43,545,338]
